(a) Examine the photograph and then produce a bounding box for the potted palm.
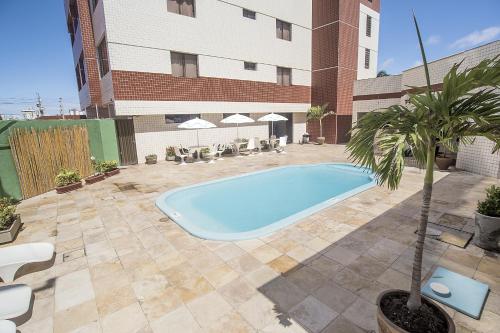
[435,145,454,171]
[0,197,21,244]
[85,156,105,185]
[307,104,334,145]
[100,160,120,177]
[166,147,176,161]
[475,185,500,252]
[145,154,158,164]
[347,15,500,333]
[55,169,83,194]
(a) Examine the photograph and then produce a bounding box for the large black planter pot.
[377,290,455,333]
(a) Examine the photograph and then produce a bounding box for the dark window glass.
[276,19,291,41]
[68,0,79,43]
[243,9,256,20]
[75,52,86,90]
[165,114,200,124]
[170,52,198,78]
[366,15,372,37]
[277,67,291,86]
[244,62,257,71]
[364,48,370,69]
[222,113,250,119]
[167,0,195,17]
[97,37,109,77]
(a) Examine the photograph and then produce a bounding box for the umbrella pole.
[237,123,239,140]
[197,130,200,147]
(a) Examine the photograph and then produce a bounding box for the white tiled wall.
[357,4,380,80]
[456,137,500,178]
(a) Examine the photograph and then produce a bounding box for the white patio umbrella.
[258,113,288,137]
[178,117,216,147]
[220,113,254,139]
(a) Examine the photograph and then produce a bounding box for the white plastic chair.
[254,137,263,155]
[276,136,288,153]
[0,284,32,320]
[174,147,188,165]
[0,243,54,283]
[0,320,16,333]
[216,144,225,160]
[246,138,256,156]
[206,145,218,164]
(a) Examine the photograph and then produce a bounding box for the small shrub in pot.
[99,160,120,176]
[55,169,82,193]
[0,197,21,243]
[85,156,106,184]
[145,154,158,164]
[475,185,500,251]
[166,147,176,161]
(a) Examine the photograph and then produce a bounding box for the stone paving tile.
[10,145,499,333]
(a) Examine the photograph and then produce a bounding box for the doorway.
[115,118,138,165]
[269,113,293,143]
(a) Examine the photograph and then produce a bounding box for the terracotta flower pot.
[85,173,105,185]
[0,215,21,244]
[56,181,83,194]
[435,157,453,171]
[316,137,326,145]
[104,168,120,177]
[377,290,455,333]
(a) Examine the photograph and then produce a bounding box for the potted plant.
[347,15,500,333]
[435,145,453,171]
[100,160,120,177]
[145,154,158,164]
[307,103,334,145]
[85,156,105,185]
[0,197,21,244]
[474,185,500,252]
[166,147,176,161]
[199,147,210,159]
[55,169,83,194]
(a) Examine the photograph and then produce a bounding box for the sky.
[0,0,499,116]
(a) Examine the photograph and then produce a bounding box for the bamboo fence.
[9,126,92,198]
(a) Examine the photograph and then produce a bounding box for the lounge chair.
[0,242,54,283]
[174,147,188,165]
[0,284,32,320]
[243,138,256,156]
[216,144,225,160]
[206,145,218,164]
[0,320,16,333]
[254,137,263,154]
[276,136,288,153]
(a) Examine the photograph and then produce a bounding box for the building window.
[244,62,257,71]
[167,0,195,17]
[276,19,292,41]
[243,8,256,20]
[165,114,200,124]
[223,113,250,119]
[364,48,370,69]
[277,67,291,86]
[366,15,372,37]
[67,0,79,45]
[90,0,99,11]
[97,37,109,77]
[75,52,86,90]
[171,52,198,78]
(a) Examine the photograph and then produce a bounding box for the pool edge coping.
[155,162,377,241]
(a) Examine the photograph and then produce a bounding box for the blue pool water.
[156,163,375,240]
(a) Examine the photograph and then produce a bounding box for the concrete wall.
[357,3,380,80]
[0,119,120,200]
[456,137,500,178]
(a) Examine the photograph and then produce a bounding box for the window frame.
[364,48,370,69]
[167,0,196,18]
[170,52,199,78]
[75,52,86,91]
[97,37,110,78]
[244,62,257,71]
[165,114,200,124]
[276,19,292,41]
[366,15,372,37]
[276,67,292,86]
[242,8,256,20]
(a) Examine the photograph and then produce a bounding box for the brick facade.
[111,70,311,104]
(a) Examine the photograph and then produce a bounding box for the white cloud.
[426,35,441,45]
[380,58,395,70]
[450,26,500,49]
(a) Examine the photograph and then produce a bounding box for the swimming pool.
[156,163,376,241]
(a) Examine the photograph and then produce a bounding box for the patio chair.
[242,138,256,156]
[0,320,16,333]
[174,147,188,165]
[216,144,225,160]
[276,136,288,153]
[206,145,218,164]
[254,137,263,154]
[0,284,32,320]
[0,242,54,283]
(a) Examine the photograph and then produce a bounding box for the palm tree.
[307,104,334,142]
[377,70,389,77]
[347,15,500,311]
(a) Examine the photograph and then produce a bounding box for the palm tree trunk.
[407,142,435,310]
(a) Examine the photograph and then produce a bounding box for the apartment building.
[64,0,380,163]
[352,40,500,178]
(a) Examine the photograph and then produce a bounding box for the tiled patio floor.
[7,144,500,333]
